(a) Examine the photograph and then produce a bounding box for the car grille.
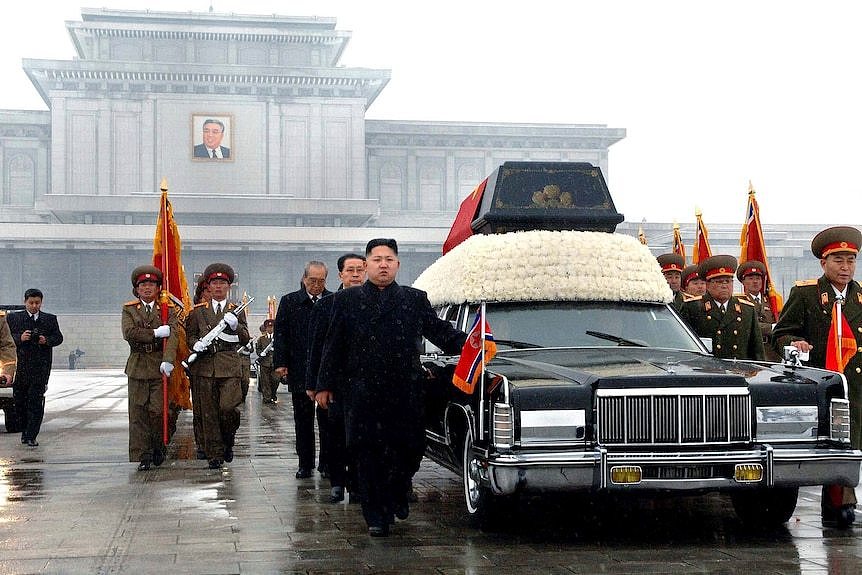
[596,388,751,446]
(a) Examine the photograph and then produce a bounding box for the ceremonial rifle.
[182,296,254,373]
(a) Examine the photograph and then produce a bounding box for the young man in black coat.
[315,239,466,537]
[7,288,64,446]
[273,261,332,478]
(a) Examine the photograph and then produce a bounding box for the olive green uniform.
[680,294,765,360]
[0,312,17,381]
[186,301,250,462]
[741,292,778,361]
[255,332,276,401]
[122,300,178,462]
[773,276,862,449]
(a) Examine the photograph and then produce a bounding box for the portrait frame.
[191,113,235,162]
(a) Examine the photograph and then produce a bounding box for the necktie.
[211,149,216,159]
[215,302,222,315]
[311,296,318,304]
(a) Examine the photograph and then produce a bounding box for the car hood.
[490,347,816,389]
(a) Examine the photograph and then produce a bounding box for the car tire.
[461,431,517,527]
[730,486,799,527]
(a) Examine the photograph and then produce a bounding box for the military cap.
[698,255,738,281]
[736,260,767,281]
[262,319,274,327]
[810,226,862,259]
[203,262,235,284]
[681,265,702,288]
[130,265,163,287]
[656,253,685,273]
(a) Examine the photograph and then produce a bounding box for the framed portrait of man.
[191,114,234,161]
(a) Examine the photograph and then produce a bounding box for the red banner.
[672,224,686,262]
[692,211,712,265]
[739,184,783,314]
[826,303,857,373]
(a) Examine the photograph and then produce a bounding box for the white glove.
[192,340,207,353]
[153,325,171,338]
[223,311,238,330]
[159,362,174,376]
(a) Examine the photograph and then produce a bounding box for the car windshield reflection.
[475,301,702,351]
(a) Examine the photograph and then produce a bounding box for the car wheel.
[461,431,516,527]
[730,486,799,527]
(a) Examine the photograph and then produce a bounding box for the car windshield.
[471,301,703,351]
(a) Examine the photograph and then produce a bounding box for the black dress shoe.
[152,448,165,467]
[368,524,390,537]
[330,486,345,503]
[295,468,313,479]
[822,506,856,528]
[196,448,207,460]
[208,458,223,469]
[21,437,27,444]
[394,502,409,520]
[137,460,152,471]
[26,439,39,447]
[223,447,234,463]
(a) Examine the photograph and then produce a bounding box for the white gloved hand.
[153,325,171,338]
[192,340,207,353]
[223,311,238,330]
[159,361,174,376]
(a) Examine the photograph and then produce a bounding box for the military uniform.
[122,266,178,468]
[657,253,685,311]
[737,260,778,360]
[0,312,16,382]
[772,226,862,527]
[255,325,276,403]
[185,263,250,468]
[679,255,765,361]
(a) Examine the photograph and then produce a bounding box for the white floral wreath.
[413,230,672,307]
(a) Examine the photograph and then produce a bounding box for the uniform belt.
[130,343,157,353]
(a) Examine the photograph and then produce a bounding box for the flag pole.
[478,302,486,438]
[159,178,170,445]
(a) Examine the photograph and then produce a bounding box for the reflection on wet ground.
[0,369,860,574]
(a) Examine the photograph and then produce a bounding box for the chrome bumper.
[483,445,862,495]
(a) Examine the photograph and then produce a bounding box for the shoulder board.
[733,292,746,299]
[737,298,755,307]
[124,300,139,306]
[0,310,5,317]
[681,293,700,302]
[192,302,207,309]
[795,279,818,287]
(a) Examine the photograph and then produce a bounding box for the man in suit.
[186,263,250,469]
[121,266,178,471]
[193,118,231,159]
[315,239,466,537]
[679,255,764,361]
[773,225,862,528]
[307,253,366,504]
[274,261,332,479]
[7,288,64,447]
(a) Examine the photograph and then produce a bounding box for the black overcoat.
[273,287,332,393]
[7,310,63,388]
[318,281,465,454]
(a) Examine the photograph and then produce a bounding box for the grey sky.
[2,0,860,226]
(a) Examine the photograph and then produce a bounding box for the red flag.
[443,179,488,255]
[672,223,686,262]
[452,309,497,394]
[152,179,192,427]
[692,210,713,265]
[267,296,277,320]
[739,182,783,314]
[826,302,857,373]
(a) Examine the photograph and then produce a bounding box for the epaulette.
[124,300,139,306]
[795,279,818,287]
[682,293,700,302]
[733,292,746,299]
[737,298,755,307]
[192,302,207,309]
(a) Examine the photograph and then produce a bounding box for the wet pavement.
[1,370,861,575]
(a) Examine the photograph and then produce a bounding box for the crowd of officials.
[2,225,861,535]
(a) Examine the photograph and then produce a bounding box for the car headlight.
[520,409,586,445]
[755,405,818,441]
[830,399,851,443]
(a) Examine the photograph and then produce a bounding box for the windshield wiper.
[585,330,647,347]
[493,339,542,349]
